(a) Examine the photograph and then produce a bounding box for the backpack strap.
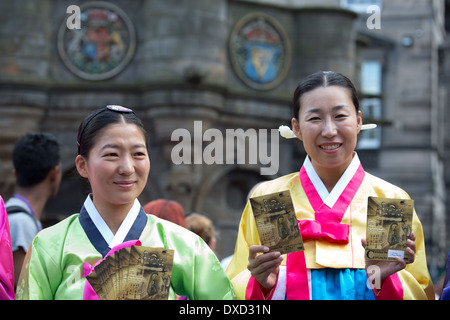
[5,205,29,215]
[6,204,40,231]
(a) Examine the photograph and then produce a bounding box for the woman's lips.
[319,143,342,151]
[114,181,135,188]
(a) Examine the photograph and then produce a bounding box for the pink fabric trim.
[300,220,349,244]
[286,250,309,300]
[374,273,403,300]
[83,240,141,300]
[245,275,276,300]
[0,198,14,300]
[298,164,365,243]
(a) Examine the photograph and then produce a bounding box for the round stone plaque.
[229,13,291,90]
[57,1,136,80]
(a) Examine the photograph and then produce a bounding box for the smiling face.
[292,85,362,176]
[76,122,150,213]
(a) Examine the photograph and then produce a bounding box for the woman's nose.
[118,155,134,175]
[322,118,337,138]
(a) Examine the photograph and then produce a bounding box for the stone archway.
[193,166,267,259]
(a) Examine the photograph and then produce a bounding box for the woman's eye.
[104,152,118,157]
[135,152,146,157]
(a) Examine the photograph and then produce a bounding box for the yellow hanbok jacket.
[226,158,434,300]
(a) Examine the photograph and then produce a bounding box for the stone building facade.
[0,0,448,282]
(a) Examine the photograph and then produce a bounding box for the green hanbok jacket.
[16,201,235,300]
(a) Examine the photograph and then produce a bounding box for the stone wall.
[0,0,446,278]
[0,0,358,260]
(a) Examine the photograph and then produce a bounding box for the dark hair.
[292,71,360,120]
[77,106,147,158]
[13,132,60,187]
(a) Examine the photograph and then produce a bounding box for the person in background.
[439,249,450,299]
[226,71,434,300]
[16,105,235,300]
[185,213,217,251]
[143,199,187,228]
[177,212,218,301]
[0,196,14,300]
[5,132,62,289]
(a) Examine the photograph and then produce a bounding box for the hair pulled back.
[292,71,360,120]
[77,106,147,158]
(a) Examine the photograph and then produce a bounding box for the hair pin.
[106,105,133,113]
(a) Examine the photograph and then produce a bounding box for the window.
[341,0,383,13]
[361,61,382,95]
[359,98,381,149]
[358,61,382,150]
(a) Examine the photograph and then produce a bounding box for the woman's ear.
[356,110,363,134]
[75,155,89,178]
[291,117,303,141]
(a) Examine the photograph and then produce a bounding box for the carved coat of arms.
[58,1,136,80]
[229,13,291,90]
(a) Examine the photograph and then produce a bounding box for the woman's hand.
[247,245,283,293]
[362,232,416,284]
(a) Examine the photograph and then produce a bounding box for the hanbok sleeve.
[0,197,14,300]
[15,235,62,300]
[170,230,236,300]
[226,201,268,300]
[194,237,236,300]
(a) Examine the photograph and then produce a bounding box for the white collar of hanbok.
[303,152,361,208]
[83,195,141,248]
